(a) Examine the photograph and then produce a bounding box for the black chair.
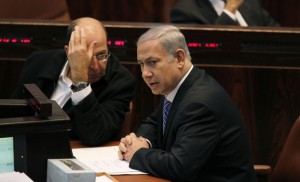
[270,116,300,182]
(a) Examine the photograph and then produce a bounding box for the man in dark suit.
[118,25,257,181]
[171,0,279,26]
[12,17,136,146]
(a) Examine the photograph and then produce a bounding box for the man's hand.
[225,0,244,14]
[67,26,97,84]
[118,133,149,162]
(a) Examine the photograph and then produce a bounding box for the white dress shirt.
[145,65,194,148]
[165,65,194,102]
[50,61,92,107]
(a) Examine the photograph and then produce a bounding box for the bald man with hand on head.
[12,17,136,146]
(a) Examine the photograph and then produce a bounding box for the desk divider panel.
[0,84,73,182]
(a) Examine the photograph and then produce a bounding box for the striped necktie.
[163,98,172,135]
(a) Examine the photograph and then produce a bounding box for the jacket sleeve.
[71,65,136,146]
[11,53,41,99]
[136,104,163,149]
[11,50,65,99]
[129,102,219,181]
[171,7,239,25]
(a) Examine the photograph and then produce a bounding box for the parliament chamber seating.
[116,102,133,140]
[1,20,300,181]
[0,0,70,21]
[270,116,300,182]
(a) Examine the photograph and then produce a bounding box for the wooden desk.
[71,140,271,182]
[70,140,170,182]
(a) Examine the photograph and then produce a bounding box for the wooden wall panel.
[262,0,300,27]
[0,0,298,26]
[65,0,300,27]
[66,0,161,22]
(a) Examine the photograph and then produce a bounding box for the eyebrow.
[95,50,108,54]
[138,56,158,63]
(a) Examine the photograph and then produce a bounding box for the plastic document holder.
[0,84,73,182]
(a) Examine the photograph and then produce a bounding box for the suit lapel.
[197,0,220,24]
[63,98,73,114]
[36,50,67,98]
[238,1,260,26]
[163,67,202,144]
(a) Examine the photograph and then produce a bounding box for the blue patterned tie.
[163,98,172,135]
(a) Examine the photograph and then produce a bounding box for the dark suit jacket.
[171,0,279,26]
[130,67,257,182]
[12,49,136,146]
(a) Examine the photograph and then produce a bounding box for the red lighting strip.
[188,42,220,48]
[107,39,126,47]
[0,37,31,44]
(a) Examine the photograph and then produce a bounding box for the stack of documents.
[72,146,146,175]
[0,172,33,182]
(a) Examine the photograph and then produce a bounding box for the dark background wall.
[262,0,300,27]
[0,0,299,27]
[65,0,300,27]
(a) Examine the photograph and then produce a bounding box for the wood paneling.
[65,0,300,27]
[66,0,178,23]
[262,0,300,27]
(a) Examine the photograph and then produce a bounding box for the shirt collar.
[166,65,193,102]
[59,61,72,86]
[209,0,225,16]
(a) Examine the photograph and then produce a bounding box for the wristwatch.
[71,82,89,92]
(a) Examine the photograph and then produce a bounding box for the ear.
[64,45,69,55]
[175,49,185,69]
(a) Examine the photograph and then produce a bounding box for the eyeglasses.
[95,52,110,62]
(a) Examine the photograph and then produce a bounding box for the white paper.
[96,175,114,182]
[72,146,147,175]
[0,172,33,182]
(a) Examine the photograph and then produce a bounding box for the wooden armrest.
[254,164,272,175]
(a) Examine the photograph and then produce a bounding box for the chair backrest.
[115,102,133,140]
[270,116,300,182]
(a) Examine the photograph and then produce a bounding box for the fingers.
[69,26,88,52]
[124,133,135,145]
[119,142,127,152]
[118,133,138,160]
[69,31,75,53]
[129,132,137,138]
[70,26,80,51]
[88,41,98,57]
[118,149,125,160]
[74,26,80,46]
[80,27,86,48]
[118,139,127,160]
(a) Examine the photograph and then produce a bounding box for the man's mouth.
[149,82,158,86]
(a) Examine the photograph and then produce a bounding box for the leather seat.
[270,116,300,182]
[115,102,133,139]
[0,0,70,21]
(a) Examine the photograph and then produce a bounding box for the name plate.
[47,159,96,182]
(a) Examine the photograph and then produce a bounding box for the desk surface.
[70,140,170,182]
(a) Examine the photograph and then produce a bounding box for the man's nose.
[90,56,99,70]
[142,68,152,78]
